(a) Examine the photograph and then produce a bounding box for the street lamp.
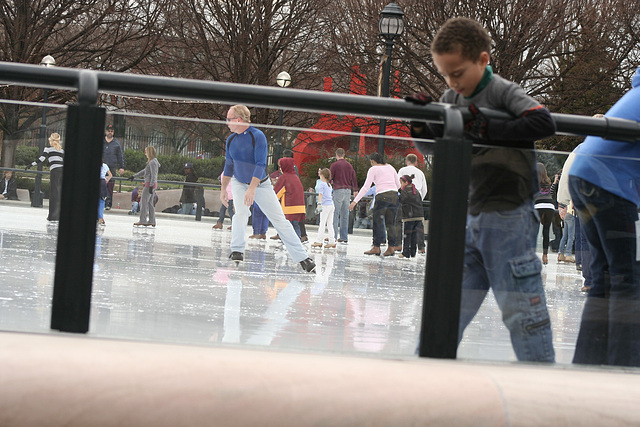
[377,2,404,156]
[274,71,291,167]
[32,55,56,207]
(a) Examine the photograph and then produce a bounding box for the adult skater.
[219,104,315,273]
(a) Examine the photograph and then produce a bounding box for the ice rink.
[0,202,586,364]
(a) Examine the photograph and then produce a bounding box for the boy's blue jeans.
[459,202,555,362]
[569,176,640,367]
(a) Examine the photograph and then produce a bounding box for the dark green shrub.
[15,146,39,167]
[123,149,224,180]
[124,149,147,173]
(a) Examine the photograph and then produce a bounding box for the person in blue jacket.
[568,66,640,367]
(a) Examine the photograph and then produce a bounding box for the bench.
[111,189,222,213]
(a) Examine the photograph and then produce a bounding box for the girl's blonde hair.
[145,146,157,163]
[48,133,62,151]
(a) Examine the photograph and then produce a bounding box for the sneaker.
[338,239,348,243]
[128,211,134,215]
[418,248,426,254]
[300,258,316,273]
[558,253,565,262]
[229,252,243,262]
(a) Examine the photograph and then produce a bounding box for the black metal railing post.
[419,106,471,358]
[51,71,104,333]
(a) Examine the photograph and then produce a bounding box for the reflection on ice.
[0,204,584,363]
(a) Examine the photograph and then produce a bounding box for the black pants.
[402,220,420,257]
[48,167,63,221]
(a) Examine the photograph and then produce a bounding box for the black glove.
[405,93,434,139]
[404,92,433,105]
[464,103,489,140]
[128,175,135,181]
[24,164,32,170]
[149,187,154,194]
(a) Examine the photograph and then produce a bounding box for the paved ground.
[0,201,587,363]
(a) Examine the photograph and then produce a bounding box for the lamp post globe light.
[274,71,291,166]
[377,2,404,155]
[32,55,56,207]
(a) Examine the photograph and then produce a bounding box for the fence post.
[419,106,471,358]
[51,71,104,333]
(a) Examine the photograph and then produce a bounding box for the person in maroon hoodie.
[273,157,306,239]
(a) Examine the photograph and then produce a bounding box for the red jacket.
[273,158,306,222]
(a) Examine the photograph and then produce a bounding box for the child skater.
[98,158,112,225]
[398,174,423,259]
[311,168,336,249]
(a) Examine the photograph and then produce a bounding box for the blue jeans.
[460,203,555,362]
[218,200,234,223]
[569,176,640,367]
[230,178,309,263]
[372,191,399,247]
[252,202,269,234]
[332,189,351,241]
[559,212,576,256]
[182,202,194,215]
[98,198,105,219]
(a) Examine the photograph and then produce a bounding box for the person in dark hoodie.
[273,157,306,239]
[397,174,424,259]
[179,162,198,215]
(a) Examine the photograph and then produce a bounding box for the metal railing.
[1,61,639,357]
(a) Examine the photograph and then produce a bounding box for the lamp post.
[32,54,56,207]
[377,2,404,156]
[274,71,291,167]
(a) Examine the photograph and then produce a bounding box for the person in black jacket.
[179,162,198,215]
[398,175,424,259]
[103,124,125,209]
[0,171,18,200]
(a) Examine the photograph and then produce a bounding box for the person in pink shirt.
[349,152,401,256]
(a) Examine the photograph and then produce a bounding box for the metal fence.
[1,61,639,357]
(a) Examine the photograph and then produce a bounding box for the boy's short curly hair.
[431,17,492,62]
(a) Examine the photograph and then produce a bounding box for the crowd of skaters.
[212,145,429,261]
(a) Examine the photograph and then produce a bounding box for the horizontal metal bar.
[1,61,639,142]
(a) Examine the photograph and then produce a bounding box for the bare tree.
[0,0,169,167]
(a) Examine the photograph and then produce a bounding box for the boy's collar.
[465,65,493,99]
